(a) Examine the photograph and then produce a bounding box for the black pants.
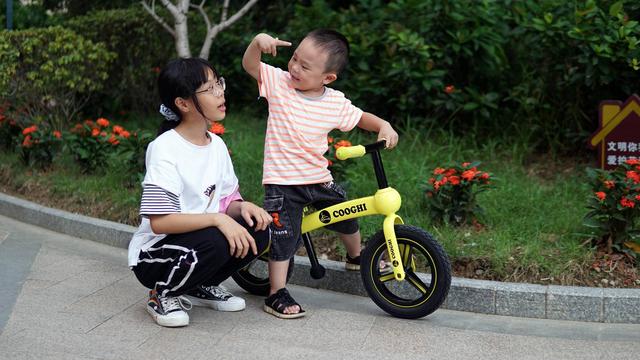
[264,182,359,261]
[132,217,269,298]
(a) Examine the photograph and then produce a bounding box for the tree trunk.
[174,12,191,58]
[198,27,219,60]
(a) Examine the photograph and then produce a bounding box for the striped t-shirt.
[259,62,363,185]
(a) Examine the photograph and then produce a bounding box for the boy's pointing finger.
[276,39,292,47]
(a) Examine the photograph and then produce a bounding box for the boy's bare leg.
[268,260,300,314]
[340,231,361,257]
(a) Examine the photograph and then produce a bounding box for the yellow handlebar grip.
[336,145,366,160]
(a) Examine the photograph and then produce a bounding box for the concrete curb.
[1,192,639,324]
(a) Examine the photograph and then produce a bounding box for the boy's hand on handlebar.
[239,201,273,231]
[216,214,258,258]
[378,123,399,149]
[255,33,291,57]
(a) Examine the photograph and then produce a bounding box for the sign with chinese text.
[589,94,640,170]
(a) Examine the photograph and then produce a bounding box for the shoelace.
[160,295,193,312]
[202,285,232,299]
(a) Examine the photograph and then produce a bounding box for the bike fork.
[302,233,326,279]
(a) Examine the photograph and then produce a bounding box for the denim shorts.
[263,182,359,261]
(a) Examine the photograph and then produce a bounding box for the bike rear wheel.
[231,253,294,296]
[361,225,451,319]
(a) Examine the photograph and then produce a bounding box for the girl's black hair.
[156,58,220,136]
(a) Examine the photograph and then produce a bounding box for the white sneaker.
[185,285,246,312]
[146,290,192,327]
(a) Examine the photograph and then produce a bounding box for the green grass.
[0,111,596,283]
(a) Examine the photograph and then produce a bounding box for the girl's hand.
[239,202,273,231]
[378,123,399,149]
[255,33,291,57]
[215,214,257,258]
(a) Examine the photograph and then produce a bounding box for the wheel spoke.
[378,273,395,282]
[401,244,412,267]
[406,271,428,294]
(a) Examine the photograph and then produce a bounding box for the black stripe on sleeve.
[140,184,181,215]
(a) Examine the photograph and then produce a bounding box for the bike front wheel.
[361,225,451,319]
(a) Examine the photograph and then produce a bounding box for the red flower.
[53,130,62,139]
[444,85,455,94]
[444,168,456,177]
[462,162,471,167]
[107,134,119,145]
[112,125,124,135]
[327,136,334,144]
[91,128,100,137]
[84,119,94,126]
[635,195,640,201]
[120,130,131,139]
[433,167,445,175]
[22,135,33,148]
[152,66,161,74]
[461,170,477,181]
[96,118,110,128]
[428,177,435,184]
[595,192,606,201]
[209,122,225,135]
[604,180,615,189]
[620,198,635,208]
[480,172,490,180]
[449,176,461,185]
[626,159,640,165]
[334,140,352,149]
[626,171,640,184]
[22,125,37,135]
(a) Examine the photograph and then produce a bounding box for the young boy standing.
[243,29,399,318]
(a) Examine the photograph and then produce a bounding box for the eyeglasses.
[195,77,226,97]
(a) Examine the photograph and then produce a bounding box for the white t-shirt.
[127,129,240,267]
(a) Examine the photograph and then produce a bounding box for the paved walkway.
[0,215,638,359]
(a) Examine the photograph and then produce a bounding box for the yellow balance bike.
[232,141,451,319]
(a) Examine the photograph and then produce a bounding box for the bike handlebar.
[336,140,387,160]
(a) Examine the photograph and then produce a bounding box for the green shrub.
[0,102,20,151]
[583,159,640,259]
[66,118,125,173]
[112,129,154,188]
[424,161,493,226]
[65,7,174,114]
[0,26,115,130]
[17,124,63,169]
[0,2,64,29]
[278,0,640,153]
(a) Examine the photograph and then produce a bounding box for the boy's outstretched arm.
[357,112,399,149]
[242,33,292,82]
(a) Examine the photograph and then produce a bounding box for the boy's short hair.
[305,29,350,75]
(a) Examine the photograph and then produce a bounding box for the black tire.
[361,225,451,319]
[231,253,295,296]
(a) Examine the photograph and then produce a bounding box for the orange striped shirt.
[259,62,363,185]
